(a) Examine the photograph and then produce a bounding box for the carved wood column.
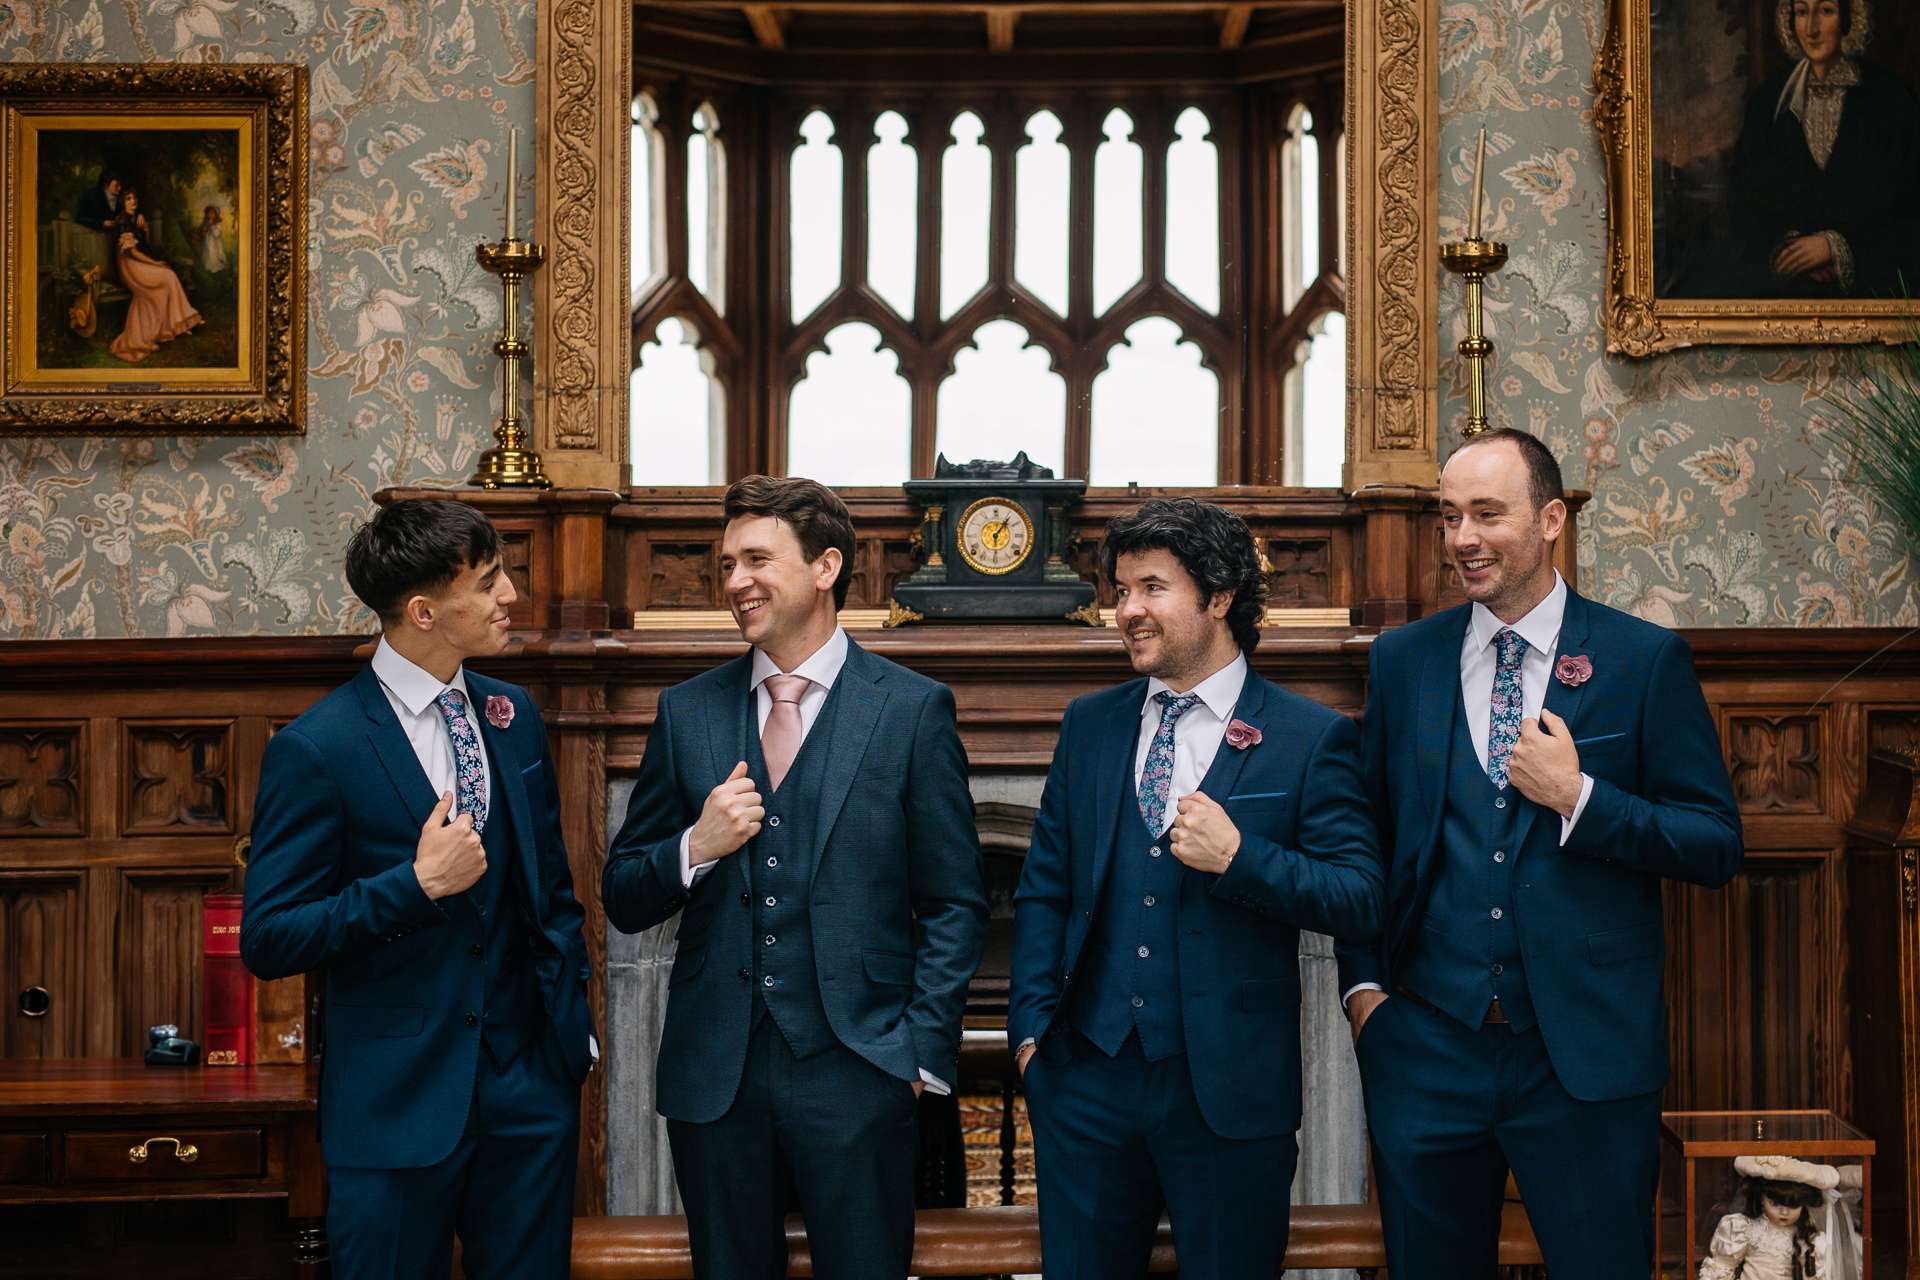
[534,0,632,491]
[1344,0,1440,491]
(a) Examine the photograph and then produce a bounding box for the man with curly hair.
[1008,497,1382,1280]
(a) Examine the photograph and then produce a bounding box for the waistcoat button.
[1143,896,1155,907]
[1131,996,1144,1008]
[765,896,777,906]
[767,857,778,867]
[1492,964,1504,975]
[769,816,781,827]
[1137,945,1151,958]
[1495,797,1507,809]
[1493,851,1506,863]
[1150,847,1162,858]
[1491,907,1503,920]
[763,975,776,987]
[765,935,776,946]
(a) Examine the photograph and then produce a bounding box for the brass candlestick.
[1441,236,1507,438]
[467,237,550,489]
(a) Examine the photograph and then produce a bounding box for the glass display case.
[1658,1111,1873,1280]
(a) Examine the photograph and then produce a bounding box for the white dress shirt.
[673,628,944,1094]
[1133,653,1249,834]
[372,638,598,1063]
[370,637,490,821]
[1344,573,1594,1008]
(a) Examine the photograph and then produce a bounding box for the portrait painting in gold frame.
[0,64,305,433]
[1597,0,1920,355]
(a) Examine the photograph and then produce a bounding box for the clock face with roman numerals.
[956,496,1034,576]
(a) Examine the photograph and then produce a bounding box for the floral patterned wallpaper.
[0,0,529,638]
[1438,0,1915,628]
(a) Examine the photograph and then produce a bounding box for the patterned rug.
[956,1093,1036,1206]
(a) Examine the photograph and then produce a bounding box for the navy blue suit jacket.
[1334,590,1743,1101]
[241,666,595,1168]
[601,638,989,1124]
[1008,666,1383,1140]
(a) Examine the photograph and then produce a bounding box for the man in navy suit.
[1338,428,1743,1279]
[1009,498,1382,1280]
[242,499,595,1280]
[602,475,988,1280]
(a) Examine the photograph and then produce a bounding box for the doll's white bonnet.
[1735,1155,1844,1190]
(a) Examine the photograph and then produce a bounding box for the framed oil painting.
[0,64,305,433]
[1597,0,1920,354]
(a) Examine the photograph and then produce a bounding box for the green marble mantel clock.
[889,453,1098,625]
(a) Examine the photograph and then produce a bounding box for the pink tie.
[761,674,811,792]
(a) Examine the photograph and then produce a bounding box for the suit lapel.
[1090,682,1148,898]
[467,673,543,917]
[1412,609,1469,888]
[1510,589,1594,854]
[1194,667,1263,802]
[705,654,751,791]
[354,667,441,830]
[811,640,885,874]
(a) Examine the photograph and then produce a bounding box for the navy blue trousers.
[668,1014,921,1280]
[326,1025,581,1280]
[1355,994,1661,1280]
[1025,1030,1299,1280]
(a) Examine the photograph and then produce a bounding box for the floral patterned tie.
[1486,628,1528,790]
[435,688,488,833]
[1137,691,1202,835]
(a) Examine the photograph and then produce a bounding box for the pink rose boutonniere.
[1224,718,1262,749]
[485,694,515,729]
[1554,654,1593,688]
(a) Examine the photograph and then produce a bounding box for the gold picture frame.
[1596,0,1919,356]
[0,63,306,434]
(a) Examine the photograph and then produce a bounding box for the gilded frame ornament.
[0,63,306,434]
[1596,0,1908,356]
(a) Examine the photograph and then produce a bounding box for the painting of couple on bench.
[36,126,242,372]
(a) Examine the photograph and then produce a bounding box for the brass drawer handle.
[129,1137,198,1164]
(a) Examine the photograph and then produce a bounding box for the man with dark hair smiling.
[1338,427,1742,1280]
[1009,497,1381,1280]
[241,498,595,1280]
[603,475,987,1280]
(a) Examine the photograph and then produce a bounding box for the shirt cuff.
[589,1034,600,1063]
[918,1069,949,1096]
[1342,982,1385,1009]
[1558,773,1595,846]
[678,829,714,888]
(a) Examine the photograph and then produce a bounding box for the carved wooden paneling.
[1726,712,1825,815]
[0,872,84,1058]
[0,724,84,836]
[121,721,234,835]
[1265,537,1333,605]
[646,543,717,609]
[848,539,921,611]
[116,868,233,1054]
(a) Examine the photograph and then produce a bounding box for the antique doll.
[1698,1155,1859,1280]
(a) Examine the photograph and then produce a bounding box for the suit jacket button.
[470,944,484,958]
[465,1013,479,1026]
[741,894,750,906]
[739,967,750,981]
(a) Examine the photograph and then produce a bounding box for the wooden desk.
[0,1059,327,1277]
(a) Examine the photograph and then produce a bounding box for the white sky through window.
[631,317,723,485]
[941,112,991,319]
[687,104,724,312]
[867,111,917,318]
[790,111,843,323]
[1093,109,1143,316]
[630,95,658,307]
[935,320,1065,472]
[1164,107,1220,314]
[1300,311,1346,488]
[1015,110,1071,316]
[788,322,912,484]
[1089,316,1217,486]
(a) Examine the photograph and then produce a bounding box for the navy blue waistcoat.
[469,761,547,1066]
[1069,778,1189,1061]
[1396,696,1537,1032]
[742,680,843,1060]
